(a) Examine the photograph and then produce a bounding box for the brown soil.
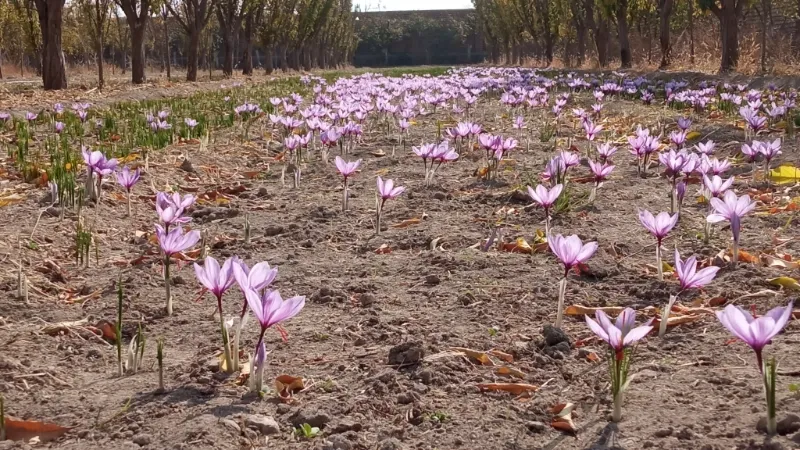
[1,77,799,450]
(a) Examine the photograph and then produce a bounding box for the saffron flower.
[759,138,782,175]
[695,140,715,155]
[659,249,721,337]
[676,117,692,131]
[54,121,65,134]
[245,288,305,393]
[707,190,757,265]
[335,156,361,212]
[638,210,678,281]
[527,184,563,235]
[588,161,614,203]
[156,192,193,229]
[549,234,598,328]
[585,308,653,422]
[194,256,237,372]
[596,143,617,163]
[702,174,734,200]
[375,177,405,234]
[716,301,794,435]
[231,260,278,370]
[156,224,200,316]
[115,166,141,216]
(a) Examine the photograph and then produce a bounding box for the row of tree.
[473,0,800,73]
[0,0,357,89]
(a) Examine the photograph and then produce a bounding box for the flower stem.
[732,238,739,266]
[612,390,623,422]
[656,243,663,281]
[375,197,382,234]
[342,182,349,212]
[217,297,233,374]
[764,356,777,435]
[126,192,131,217]
[164,256,172,316]
[555,277,567,328]
[659,294,677,338]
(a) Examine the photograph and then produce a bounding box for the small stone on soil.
[220,418,240,433]
[179,159,195,173]
[654,427,673,438]
[244,414,280,435]
[132,433,152,446]
[289,408,332,428]
[778,414,800,435]
[424,274,440,285]
[388,341,425,366]
[377,437,405,450]
[526,421,547,433]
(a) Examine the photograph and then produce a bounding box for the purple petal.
[585,315,610,344]
[622,325,653,346]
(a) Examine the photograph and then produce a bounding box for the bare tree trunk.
[689,0,695,63]
[130,21,146,83]
[616,0,632,68]
[187,29,200,81]
[658,0,673,68]
[265,45,274,74]
[36,0,68,90]
[715,2,740,73]
[793,0,800,56]
[97,34,104,88]
[0,51,4,79]
[241,13,254,75]
[163,10,171,80]
[759,0,771,73]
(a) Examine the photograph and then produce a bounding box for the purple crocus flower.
[639,210,678,280]
[674,249,720,292]
[245,288,305,392]
[703,174,734,199]
[54,121,65,133]
[586,308,654,355]
[589,160,614,186]
[155,224,200,256]
[25,112,37,122]
[584,120,603,141]
[116,166,141,216]
[676,117,692,131]
[194,256,236,302]
[716,301,793,371]
[335,156,361,180]
[156,192,194,229]
[707,190,757,264]
[528,184,562,234]
[377,176,405,200]
[549,234,598,278]
[695,140,715,155]
[185,118,198,128]
[639,210,678,245]
[759,138,781,170]
[597,143,617,162]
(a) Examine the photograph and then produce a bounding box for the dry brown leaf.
[392,217,422,228]
[730,249,759,264]
[762,254,800,269]
[495,366,526,379]
[451,347,494,366]
[3,417,70,442]
[585,352,600,362]
[550,402,577,434]
[499,237,532,254]
[488,349,514,363]
[650,314,702,329]
[564,305,625,316]
[274,374,305,402]
[477,383,538,396]
[375,244,393,254]
[235,360,251,386]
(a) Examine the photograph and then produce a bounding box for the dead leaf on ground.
[3,417,70,442]
[499,237,532,254]
[0,193,25,207]
[495,366,526,379]
[392,217,422,228]
[762,255,800,270]
[731,249,759,264]
[451,347,494,366]
[488,349,514,363]
[275,374,305,402]
[564,305,625,316]
[650,314,702,329]
[550,402,578,434]
[477,383,539,397]
[375,244,393,254]
[585,351,600,362]
[235,360,251,385]
[768,277,800,291]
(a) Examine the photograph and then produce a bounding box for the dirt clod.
[289,408,332,429]
[245,414,280,435]
[388,341,425,366]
